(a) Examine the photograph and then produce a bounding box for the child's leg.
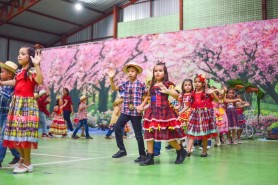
[16,147,24,162]
[83,119,90,137]
[147,140,154,154]
[232,129,237,142]
[153,141,161,156]
[81,127,85,136]
[23,148,31,166]
[202,138,208,154]
[168,140,181,150]
[72,121,83,136]
[237,129,243,140]
[186,138,194,152]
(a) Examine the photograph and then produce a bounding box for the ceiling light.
[75,2,83,11]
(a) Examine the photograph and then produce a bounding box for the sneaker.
[200,153,208,157]
[86,136,93,139]
[165,145,173,150]
[238,140,242,144]
[154,153,161,157]
[199,146,203,150]
[105,136,112,139]
[8,157,20,167]
[71,135,80,139]
[134,155,146,162]
[42,133,49,137]
[112,150,127,158]
[207,146,211,149]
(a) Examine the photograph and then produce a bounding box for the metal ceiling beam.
[262,0,267,20]
[0,0,41,25]
[0,1,83,28]
[6,22,61,36]
[47,0,139,47]
[0,33,42,44]
[62,0,105,15]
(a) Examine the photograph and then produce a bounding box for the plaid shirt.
[118,80,147,116]
[0,86,14,114]
[78,102,87,120]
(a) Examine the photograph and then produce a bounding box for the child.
[62,88,74,133]
[108,61,147,162]
[1,46,44,173]
[0,61,20,168]
[186,74,219,157]
[49,97,68,137]
[37,89,51,137]
[105,98,124,139]
[72,95,94,139]
[235,94,250,143]
[178,79,193,149]
[224,89,242,144]
[140,62,187,166]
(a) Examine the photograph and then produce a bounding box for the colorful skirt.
[226,107,239,130]
[179,110,191,131]
[187,108,217,139]
[215,107,228,134]
[3,96,39,149]
[236,109,246,129]
[143,107,186,141]
[49,116,67,135]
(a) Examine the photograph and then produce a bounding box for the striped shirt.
[118,80,147,116]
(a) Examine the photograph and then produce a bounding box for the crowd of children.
[0,47,250,172]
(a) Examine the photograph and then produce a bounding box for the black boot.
[140,153,154,166]
[175,146,187,164]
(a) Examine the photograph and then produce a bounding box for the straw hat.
[80,95,87,101]
[39,90,46,97]
[34,93,39,99]
[0,61,18,74]
[122,61,143,74]
[113,98,124,106]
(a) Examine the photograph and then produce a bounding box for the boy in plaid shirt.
[0,61,20,168]
[109,62,148,162]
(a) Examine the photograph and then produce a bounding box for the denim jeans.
[106,126,125,137]
[154,142,161,155]
[0,113,20,163]
[63,110,73,131]
[73,119,90,137]
[114,113,145,156]
[39,111,48,134]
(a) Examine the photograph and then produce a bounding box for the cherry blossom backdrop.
[41,19,278,112]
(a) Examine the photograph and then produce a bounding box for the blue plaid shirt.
[118,80,147,116]
[0,86,14,114]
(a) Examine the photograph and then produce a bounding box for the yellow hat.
[0,61,18,74]
[80,95,87,101]
[122,61,143,74]
[113,98,124,106]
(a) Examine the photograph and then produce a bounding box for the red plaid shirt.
[37,94,50,117]
[78,102,87,120]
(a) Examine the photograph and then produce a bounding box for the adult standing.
[62,88,74,132]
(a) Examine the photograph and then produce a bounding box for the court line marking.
[31,153,86,159]
[1,153,137,168]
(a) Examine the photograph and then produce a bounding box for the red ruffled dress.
[187,92,217,139]
[143,81,186,141]
[48,107,67,136]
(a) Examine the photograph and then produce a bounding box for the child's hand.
[136,105,144,113]
[108,68,116,79]
[89,102,95,106]
[206,89,214,94]
[158,83,169,94]
[31,49,42,66]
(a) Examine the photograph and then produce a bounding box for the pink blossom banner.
[41,19,278,104]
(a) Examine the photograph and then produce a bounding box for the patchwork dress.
[143,81,186,141]
[49,107,67,136]
[3,68,39,149]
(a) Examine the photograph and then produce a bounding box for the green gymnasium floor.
[1,136,278,185]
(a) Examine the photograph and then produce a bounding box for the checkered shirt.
[0,86,14,114]
[78,102,87,120]
[118,80,147,116]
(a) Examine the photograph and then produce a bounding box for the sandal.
[200,153,208,157]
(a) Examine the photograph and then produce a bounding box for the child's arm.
[31,50,43,85]
[206,89,219,102]
[158,83,179,99]
[85,102,95,109]
[61,100,68,109]
[136,95,149,113]
[179,106,189,115]
[224,94,242,103]
[108,68,119,91]
[0,80,16,86]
